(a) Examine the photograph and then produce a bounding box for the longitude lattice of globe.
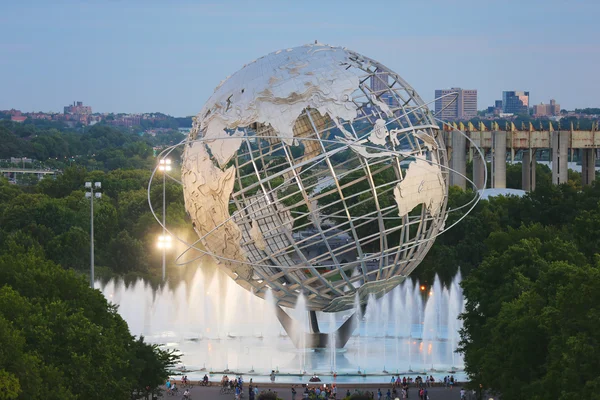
[181,43,449,312]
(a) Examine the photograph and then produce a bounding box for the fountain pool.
[99,263,466,382]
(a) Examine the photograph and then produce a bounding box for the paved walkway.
[161,383,493,400]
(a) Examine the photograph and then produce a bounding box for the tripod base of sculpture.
[274,306,359,349]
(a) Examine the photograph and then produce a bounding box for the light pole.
[85,182,101,289]
[158,158,171,280]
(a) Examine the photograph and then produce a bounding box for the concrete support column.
[581,148,596,186]
[522,150,537,192]
[274,305,358,348]
[551,131,570,185]
[492,130,507,189]
[449,130,467,189]
[473,151,486,190]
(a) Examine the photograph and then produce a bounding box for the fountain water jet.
[98,265,467,376]
[327,312,337,373]
[291,293,309,373]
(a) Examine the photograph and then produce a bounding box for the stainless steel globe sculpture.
[181,43,449,314]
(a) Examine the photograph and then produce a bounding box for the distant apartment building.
[10,157,33,164]
[502,91,529,114]
[371,69,389,93]
[28,112,53,120]
[64,101,92,115]
[486,100,504,116]
[533,99,560,117]
[108,115,142,127]
[434,88,478,120]
[5,109,27,123]
[369,69,399,114]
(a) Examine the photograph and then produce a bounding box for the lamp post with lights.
[158,158,171,280]
[85,182,101,289]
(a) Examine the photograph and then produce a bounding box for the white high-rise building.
[435,88,478,120]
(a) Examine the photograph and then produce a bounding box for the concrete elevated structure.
[1,168,60,182]
[445,121,600,191]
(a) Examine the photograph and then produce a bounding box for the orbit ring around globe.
[149,133,485,270]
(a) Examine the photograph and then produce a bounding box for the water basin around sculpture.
[98,261,465,378]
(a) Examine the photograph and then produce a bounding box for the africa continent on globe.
[181,43,448,312]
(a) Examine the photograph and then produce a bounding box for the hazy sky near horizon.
[2,1,599,116]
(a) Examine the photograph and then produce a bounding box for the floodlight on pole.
[85,182,102,289]
[158,158,172,172]
[157,234,172,250]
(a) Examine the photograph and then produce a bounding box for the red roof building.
[11,115,27,123]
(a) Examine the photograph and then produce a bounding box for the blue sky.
[1,0,598,116]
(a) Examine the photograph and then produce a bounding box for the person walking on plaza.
[386,388,391,400]
[292,386,297,400]
[377,388,382,400]
[270,370,276,383]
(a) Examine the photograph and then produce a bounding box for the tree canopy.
[450,182,600,399]
[0,121,184,171]
[0,242,178,399]
[0,167,189,280]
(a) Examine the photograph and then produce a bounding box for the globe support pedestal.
[274,306,358,349]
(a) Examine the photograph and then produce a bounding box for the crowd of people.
[294,384,337,399]
[164,373,464,400]
[220,375,248,400]
[164,375,192,398]
[289,374,460,400]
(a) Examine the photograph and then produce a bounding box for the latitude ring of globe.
[148,43,483,344]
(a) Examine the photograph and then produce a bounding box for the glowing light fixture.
[157,234,172,249]
[158,158,172,172]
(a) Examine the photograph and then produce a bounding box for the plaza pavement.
[160,382,495,400]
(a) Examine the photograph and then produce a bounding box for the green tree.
[459,226,598,399]
[0,247,178,399]
[46,226,90,270]
[107,230,148,273]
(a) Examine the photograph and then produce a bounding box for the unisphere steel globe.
[181,43,449,312]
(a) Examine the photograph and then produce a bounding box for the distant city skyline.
[1,1,599,116]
